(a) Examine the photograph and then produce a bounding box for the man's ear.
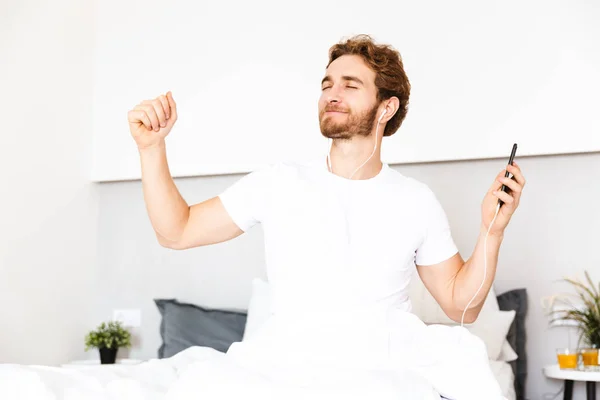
[381,96,400,123]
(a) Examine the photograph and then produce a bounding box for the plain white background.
[1,1,599,399]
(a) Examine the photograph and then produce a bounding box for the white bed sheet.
[0,348,514,400]
[0,348,515,400]
[0,346,216,400]
[0,347,443,400]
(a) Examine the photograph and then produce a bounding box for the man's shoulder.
[383,166,433,196]
[384,168,449,227]
[244,158,321,183]
[252,158,319,173]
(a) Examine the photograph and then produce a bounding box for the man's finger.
[497,176,521,194]
[492,190,514,205]
[490,171,505,193]
[507,163,526,187]
[158,95,170,120]
[128,109,152,131]
[151,99,167,128]
[166,91,177,118]
[138,104,160,131]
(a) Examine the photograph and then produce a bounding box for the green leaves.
[550,271,600,348]
[84,321,132,351]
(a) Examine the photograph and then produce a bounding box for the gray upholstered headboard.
[497,288,528,400]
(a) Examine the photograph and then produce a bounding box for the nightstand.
[543,364,600,400]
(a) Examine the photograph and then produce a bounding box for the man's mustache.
[323,106,349,113]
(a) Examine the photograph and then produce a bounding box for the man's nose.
[326,85,343,103]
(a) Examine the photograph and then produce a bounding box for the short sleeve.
[415,186,459,266]
[218,165,275,232]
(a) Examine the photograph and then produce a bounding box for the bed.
[154,278,528,400]
[0,280,527,399]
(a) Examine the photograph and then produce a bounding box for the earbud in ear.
[378,110,387,122]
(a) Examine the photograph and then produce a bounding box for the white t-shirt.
[217,160,504,399]
[219,158,458,318]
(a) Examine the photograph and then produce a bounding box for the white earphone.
[327,108,387,179]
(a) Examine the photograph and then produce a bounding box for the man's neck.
[328,136,383,180]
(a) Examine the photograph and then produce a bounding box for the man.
[128,35,525,399]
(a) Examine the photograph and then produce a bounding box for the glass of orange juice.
[556,348,579,369]
[580,348,599,368]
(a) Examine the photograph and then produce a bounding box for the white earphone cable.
[327,138,333,172]
[460,202,501,327]
[328,110,385,179]
[348,120,380,180]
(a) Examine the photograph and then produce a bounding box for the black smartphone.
[499,143,518,207]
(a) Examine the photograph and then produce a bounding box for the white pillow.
[498,340,519,362]
[463,309,516,360]
[242,278,273,341]
[408,271,516,361]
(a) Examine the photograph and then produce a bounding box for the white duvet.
[0,310,507,400]
[0,347,438,400]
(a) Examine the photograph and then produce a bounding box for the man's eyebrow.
[321,75,365,86]
[321,76,332,86]
[341,75,364,85]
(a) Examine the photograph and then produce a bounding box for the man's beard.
[319,103,380,140]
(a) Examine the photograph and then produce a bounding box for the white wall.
[91,0,600,182]
[0,0,98,364]
[95,151,599,400]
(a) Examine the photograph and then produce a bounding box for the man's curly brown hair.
[327,34,411,137]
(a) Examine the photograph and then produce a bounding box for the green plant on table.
[85,321,132,351]
[548,270,600,348]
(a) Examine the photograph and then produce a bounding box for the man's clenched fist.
[128,91,177,150]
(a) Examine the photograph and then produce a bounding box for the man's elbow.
[156,233,186,250]
[159,241,184,250]
[449,307,482,324]
[457,314,478,325]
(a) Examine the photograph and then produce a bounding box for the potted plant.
[84,321,132,364]
[548,270,600,348]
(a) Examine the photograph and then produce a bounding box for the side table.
[543,364,600,400]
